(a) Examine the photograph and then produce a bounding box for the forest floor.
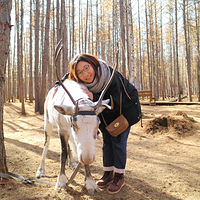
[1,99,200,200]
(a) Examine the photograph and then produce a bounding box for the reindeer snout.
[80,154,95,165]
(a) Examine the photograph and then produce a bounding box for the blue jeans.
[101,126,130,174]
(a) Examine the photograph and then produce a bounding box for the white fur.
[84,176,101,194]
[36,79,109,193]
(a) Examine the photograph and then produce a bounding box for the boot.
[107,173,125,194]
[96,171,114,188]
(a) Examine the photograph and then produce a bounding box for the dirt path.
[1,102,200,200]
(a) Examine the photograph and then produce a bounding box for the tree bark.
[145,0,151,91]
[119,0,126,77]
[183,0,192,101]
[35,0,40,112]
[138,0,143,90]
[85,0,89,53]
[194,0,200,101]
[39,0,51,114]
[0,0,12,174]
[20,0,25,115]
[175,0,181,101]
[96,0,99,56]
[29,0,33,103]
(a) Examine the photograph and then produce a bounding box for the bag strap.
[101,91,122,126]
[120,91,122,115]
[101,112,107,126]
[120,76,143,127]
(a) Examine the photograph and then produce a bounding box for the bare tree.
[35,0,40,112]
[39,0,51,114]
[7,51,11,102]
[72,0,75,57]
[183,0,192,101]
[137,0,143,90]
[119,0,126,77]
[175,0,181,101]
[0,0,12,174]
[56,0,61,77]
[19,0,25,114]
[160,0,166,100]
[61,0,68,74]
[96,0,99,56]
[154,0,159,100]
[145,0,151,91]
[85,0,89,52]
[194,0,200,102]
[127,0,135,84]
[29,0,33,103]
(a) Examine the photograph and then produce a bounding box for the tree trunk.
[137,0,143,90]
[56,0,61,77]
[96,0,99,56]
[35,0,40,112]
[85,0,89,52]
[72,0,75,57]
[194,0,200,101]
[61,0,68,75]
[20,0,25,115]
[119,0,126,77]
[154,0,159,100]
[175,0,181,101]
[12,23,16,103]
[145,0,151,91]
[160,0,165,100]
[183,0,192,101]
[39,0,51,114]
[29,0,33,103]
[0,0,12,174]
[127,0,135,84]
[7,52,11,102]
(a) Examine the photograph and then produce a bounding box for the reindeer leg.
[55,132,68,190]
[67,143,78,170]
[36,121,53,178]
[84,164,100,194]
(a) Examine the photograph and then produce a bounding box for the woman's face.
[76,61,95,83]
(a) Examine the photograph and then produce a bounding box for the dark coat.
[93,67,141,131]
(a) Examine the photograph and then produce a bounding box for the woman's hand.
[82,88,93,100]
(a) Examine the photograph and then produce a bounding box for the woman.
[58,53,141,194]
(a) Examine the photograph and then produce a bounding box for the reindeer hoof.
[85,177,100,194]
[96,186,101,193]
[36,170,45,178]
[55,174,67,190]
[87,189,95,194]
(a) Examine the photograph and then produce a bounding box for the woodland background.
[4,0,200,115]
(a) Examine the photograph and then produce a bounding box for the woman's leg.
[112,127,130,173]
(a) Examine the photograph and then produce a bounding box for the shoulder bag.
[101,92,129,137]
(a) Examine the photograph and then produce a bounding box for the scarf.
[84,60,111,93]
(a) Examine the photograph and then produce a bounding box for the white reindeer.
[36,41,117,194]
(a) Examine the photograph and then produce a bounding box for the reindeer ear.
[54,105,74,116]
